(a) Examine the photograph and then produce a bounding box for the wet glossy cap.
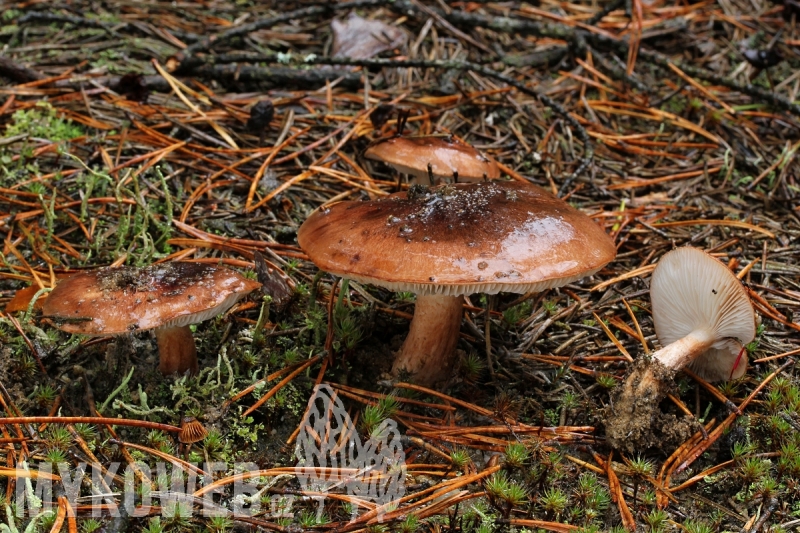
[650,247,756,381]
[42,262,261,335]
[364,136,501,183]
[298,181,616,296]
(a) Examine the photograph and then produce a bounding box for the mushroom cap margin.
[42,262,261,336]
[298,181,616,296]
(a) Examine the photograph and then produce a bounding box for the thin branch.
[303,56,594,192]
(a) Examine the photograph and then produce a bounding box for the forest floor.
[1,0,800,532]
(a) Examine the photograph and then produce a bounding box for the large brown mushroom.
[42,262,261,376]
[298,181,616,386]
[364,135,500,184]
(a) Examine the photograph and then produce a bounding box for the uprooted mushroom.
[298,180,616,387]
[605,247,757,453]
[42,262,261,376]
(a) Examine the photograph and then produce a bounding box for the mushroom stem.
[623,329,715,397]
[155,325,199,376]
[653,329,715,372]
[391,294,464,386]
[605,330,717,453]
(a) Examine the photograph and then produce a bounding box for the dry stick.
[432,3,800,118]
[592,312,634,362]
[111,440,210,477]
[506,519,579,532]
[674,359,795,475]
[242,356,321,417]
[174,0,388,71]
[595,451,636,532]
[682,367,740,414]
[0,417,180,434]
[303,56,593,194]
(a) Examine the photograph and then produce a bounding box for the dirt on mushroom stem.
[603,357,696,454]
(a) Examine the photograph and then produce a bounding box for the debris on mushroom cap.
[364,135,501,183]
[650,247,756,381]
[42,262,261,336]
[298,180,616,295]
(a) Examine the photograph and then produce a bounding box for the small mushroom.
[178,416,209,444]
[606,247,757,452]
[364,135,501,184]
[298,181,616,387]
[42,262,261,376]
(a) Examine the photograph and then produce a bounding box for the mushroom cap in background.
[298,180,616,296]
[364,136,501,183]
[650,247,756,381]
[42,262,261,335]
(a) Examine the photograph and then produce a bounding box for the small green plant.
[502,300,532,327]
[596,373,617,389]
[73,424,97,444]
[208,515,233,532]
[644,509,668,532]
[542,299,558,315]
[45,427,73,451]
[44,448,68,465]
[80,518,103,533]
[449,448,471,471]
[738,457,769,484]
[32,384,58,407]
[626,454,654,506]
[460,352,486,383]
[539,487,569,519]
[640,489,657,506]
[503,442,530,468]
[485,470,527,517]
[361,395,399,437]
[142,517,164,533]
[5,102,83,141]
[398,515,419,533]
[296,509,329,527]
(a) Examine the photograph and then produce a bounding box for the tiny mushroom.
[178,416,209,444]
[298,181,616,387]
[364,135,500,184]
[42,262,261,376]
[606,247,757,452]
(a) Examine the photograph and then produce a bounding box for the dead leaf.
[254,251,293,311]
[331,13,407,60]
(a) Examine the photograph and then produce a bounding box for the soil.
[604,357,695,454]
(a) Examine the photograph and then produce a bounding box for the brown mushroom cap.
[364,136,501,183]
[298,181,616,296]
[42,262,261,335]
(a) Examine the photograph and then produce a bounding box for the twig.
[303,56,594,191]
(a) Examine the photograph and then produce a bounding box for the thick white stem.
[391,294,463,386]
[652,329,715,371]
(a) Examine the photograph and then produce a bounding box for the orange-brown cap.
[298,181,616,296]
[364,136,500,183]
[42,262,261,335]
[178,416,209,444]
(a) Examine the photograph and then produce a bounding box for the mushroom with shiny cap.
[298,180,616,387]
[364,135,500,184]
[605,247,756,452]
[42,262,261,376]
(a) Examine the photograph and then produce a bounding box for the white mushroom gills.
[649,247,756,381]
